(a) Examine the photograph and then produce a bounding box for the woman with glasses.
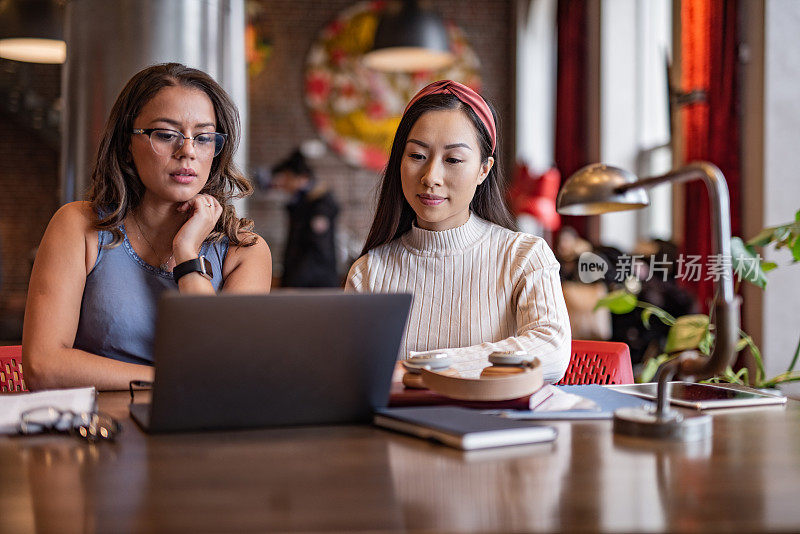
[346,81,570,381]
[22,63,271,390]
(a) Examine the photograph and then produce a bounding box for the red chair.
[0,345,26,392]
[556,340,634,385]
[1,341,633,391]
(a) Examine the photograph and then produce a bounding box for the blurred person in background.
[271,149,339,287]
[555,226,611,341]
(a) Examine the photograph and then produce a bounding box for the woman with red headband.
[346,80,571,381]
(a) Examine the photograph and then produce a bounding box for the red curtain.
[680,0,741,311]
[555,0,590,238]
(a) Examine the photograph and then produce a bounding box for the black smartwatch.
[173,255,213,282]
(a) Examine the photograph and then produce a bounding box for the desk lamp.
[557,162,739,440]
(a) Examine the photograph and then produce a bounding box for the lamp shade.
[362,0,455,72]
[0,0,65,63]
[556,163,649,215]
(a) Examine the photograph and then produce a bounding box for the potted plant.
[596,210,800,389]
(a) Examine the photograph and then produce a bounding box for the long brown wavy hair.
[87,62,256,247]
[360,93,515,257]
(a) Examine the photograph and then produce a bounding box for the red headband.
[403,80,497,153]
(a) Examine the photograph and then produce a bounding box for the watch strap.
[173,255,213,282]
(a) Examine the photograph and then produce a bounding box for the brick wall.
[247,0,516,274]
[0,60,61,340]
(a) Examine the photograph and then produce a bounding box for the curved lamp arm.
[618,163,740,415]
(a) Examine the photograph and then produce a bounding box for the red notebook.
[387,381,533,410]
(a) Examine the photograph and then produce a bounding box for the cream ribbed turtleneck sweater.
[345,214,571,382]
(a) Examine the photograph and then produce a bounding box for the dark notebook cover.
[374,406,557,450]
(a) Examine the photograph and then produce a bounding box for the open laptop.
[130,292,412,433]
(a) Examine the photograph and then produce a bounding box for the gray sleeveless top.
[73,224,228,365]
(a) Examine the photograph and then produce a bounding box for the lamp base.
[613,407,712,441]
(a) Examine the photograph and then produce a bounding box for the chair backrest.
[556,340,633,385]
[1,340,633,391]
[0,345,26,392]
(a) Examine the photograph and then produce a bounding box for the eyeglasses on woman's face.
[132,128,227,158]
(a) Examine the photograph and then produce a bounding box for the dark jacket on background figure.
[282,186,339,287]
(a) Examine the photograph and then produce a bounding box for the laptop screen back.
[144,292,411,432]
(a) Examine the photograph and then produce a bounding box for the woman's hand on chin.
[172,194,223,263]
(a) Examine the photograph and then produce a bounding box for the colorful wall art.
[304,1,481,171]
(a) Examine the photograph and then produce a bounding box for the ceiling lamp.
[0,0,66,63]
[363,0,455,72]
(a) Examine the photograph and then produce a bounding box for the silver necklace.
[132,212,174,271]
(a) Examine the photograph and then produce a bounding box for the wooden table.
[2,391,799,532]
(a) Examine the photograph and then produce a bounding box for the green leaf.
[774,226,792,248]
[787,334,800,374]
[697,330,715,356]
[796,210,800,222]
[664,314,710,353]
[708,367,731,385]
[641,308,653,328]
[702,365,751,387]
[638,353,675,383]
[747,227,777,247]
[792,235,800,262]
[761,371,800,388]
[739,330,766,386]
[735,337,749,352]
[731,237,768,289]
[734,367,749,386]
[640,304,676,326]
[594,290,638,314]
[762,261,778,272]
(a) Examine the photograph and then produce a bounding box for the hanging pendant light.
[363,0,455,72]
[0,0,66,63]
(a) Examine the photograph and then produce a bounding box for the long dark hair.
[360,93,515,257]
[87,62,256,247]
